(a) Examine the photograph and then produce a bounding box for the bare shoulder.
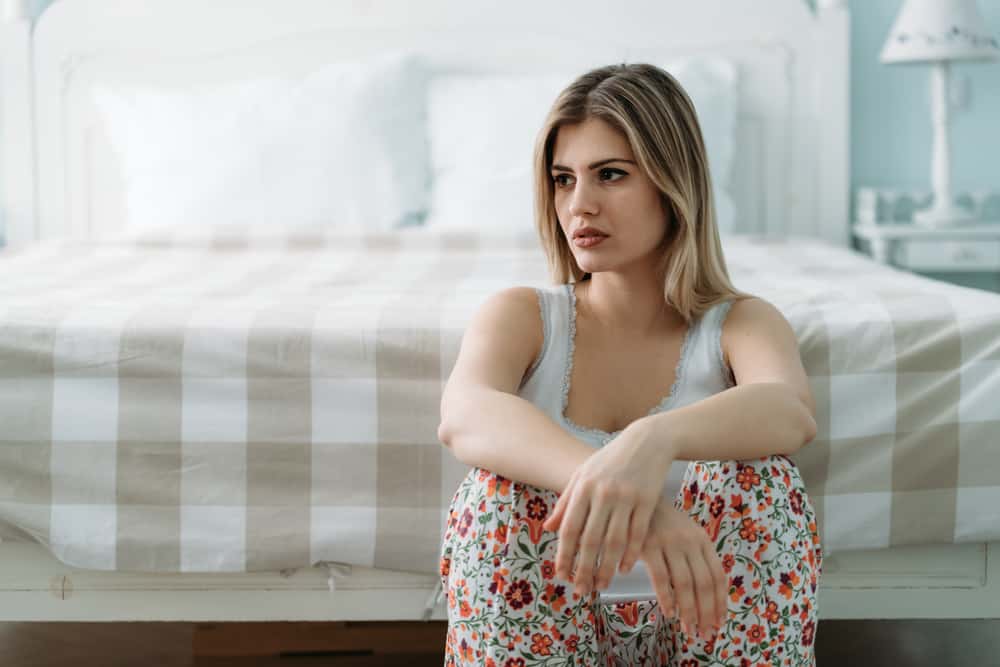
[448,286,544,395]
[719,295,815,415]
[481,286,544,345]
[719,296,786,367]
[487,286,544,375]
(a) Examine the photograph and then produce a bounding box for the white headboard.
[0,0,850,249]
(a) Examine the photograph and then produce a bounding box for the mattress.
[0,224,997,575]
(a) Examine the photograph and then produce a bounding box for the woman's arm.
[440,386,593,493]
[438,287,594,493]
[639,382,815,462]
[641,297,817,462]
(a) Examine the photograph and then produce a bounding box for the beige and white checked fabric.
[0,224,997,574]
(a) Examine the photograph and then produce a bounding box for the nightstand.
[852,222,1000,293]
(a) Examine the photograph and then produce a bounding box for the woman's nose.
[567,181,599,217]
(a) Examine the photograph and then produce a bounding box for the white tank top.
[517,282,736,602]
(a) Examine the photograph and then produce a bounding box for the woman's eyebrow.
[551,158,636,172]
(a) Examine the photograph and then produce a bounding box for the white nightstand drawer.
[896,240,1000,271]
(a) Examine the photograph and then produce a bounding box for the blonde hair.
[532,63,754,324]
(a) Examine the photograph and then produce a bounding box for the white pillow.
[426,74,569,233]
[92,51,430,231]
[424,57,737,234]
[668,58,737,232]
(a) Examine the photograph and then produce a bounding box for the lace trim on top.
[560,283,700,442]
[715,300,737,389]
[519,288,550,389]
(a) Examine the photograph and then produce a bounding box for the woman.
[437,63,823,666]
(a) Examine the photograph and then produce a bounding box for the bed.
[0,0,998,625]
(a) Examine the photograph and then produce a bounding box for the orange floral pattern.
[440,454,822,666]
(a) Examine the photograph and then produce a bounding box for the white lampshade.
[881,0,1000,64]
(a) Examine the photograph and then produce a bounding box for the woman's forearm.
[438,386,594,494]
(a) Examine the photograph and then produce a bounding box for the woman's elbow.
[797,411,818,451]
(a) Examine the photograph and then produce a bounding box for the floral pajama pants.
[439,454,823,666]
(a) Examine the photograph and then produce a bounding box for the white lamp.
[881,0,1000,227]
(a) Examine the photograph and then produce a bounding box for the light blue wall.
[852,0,1000,196]
[26,1,1000,207]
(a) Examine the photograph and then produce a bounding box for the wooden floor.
[2,619,998,665]
[0,622,446,667]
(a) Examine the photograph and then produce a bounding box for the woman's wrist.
[626,415,679,473]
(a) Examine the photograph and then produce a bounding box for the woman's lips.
[574,235,608,248]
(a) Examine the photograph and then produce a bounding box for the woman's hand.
[640,497,728,640]
[542,418,674,596]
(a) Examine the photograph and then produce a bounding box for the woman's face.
[550,117,669,277]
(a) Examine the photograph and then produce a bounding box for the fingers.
[664,547,697,635]
[543,488,566,532]
[572,502,611,595]
[552,489,589,582]
[619,499,655,574]
[644,544,675,616]
[544,473,576,532]
[703,541,728,629]
[686,549,720,640]
[594,506,630,590]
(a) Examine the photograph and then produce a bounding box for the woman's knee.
[687,455,818,557]
[728,455,816,537]
[718,455,808,512]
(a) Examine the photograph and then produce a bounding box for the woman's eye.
[552,169,625,188]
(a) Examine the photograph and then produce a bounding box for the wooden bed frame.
[1,0,998,624]
[1,539,998,622]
